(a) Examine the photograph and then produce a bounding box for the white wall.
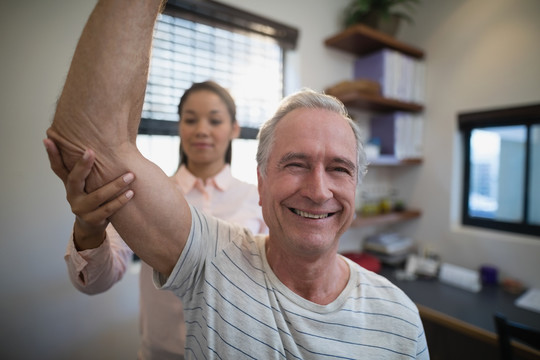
[396,0,540,288]
[0,2,141,358]
[2,0,539,359]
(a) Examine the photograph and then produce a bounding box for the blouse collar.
[173,164,233,193]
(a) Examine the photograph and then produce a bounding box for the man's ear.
[257,167,263,206]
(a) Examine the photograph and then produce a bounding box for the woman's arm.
[64,224,134,294]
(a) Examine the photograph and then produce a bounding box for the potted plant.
[343,0,420,36]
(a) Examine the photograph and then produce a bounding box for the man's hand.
[44,138,134,251]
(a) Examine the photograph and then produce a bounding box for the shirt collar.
[213,164,232,191]
[173,164,233,193]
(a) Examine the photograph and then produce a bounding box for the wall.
[396,0,540,288]
[1,1,140,359]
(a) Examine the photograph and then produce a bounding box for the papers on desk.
[515,288,540,314]
[438,263,482,293]
[363,233,415,265]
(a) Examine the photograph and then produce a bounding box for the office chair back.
[494,312,540,360]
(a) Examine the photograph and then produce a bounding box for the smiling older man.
[46,0,429,358]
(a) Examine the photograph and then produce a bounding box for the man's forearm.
[48,0,188,276]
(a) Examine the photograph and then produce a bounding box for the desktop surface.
[380,266,540,333]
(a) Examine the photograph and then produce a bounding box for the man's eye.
[286,163,304,169]
[333,167,352,175]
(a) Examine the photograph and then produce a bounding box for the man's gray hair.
[256,89,368,183]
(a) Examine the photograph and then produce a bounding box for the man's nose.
[303,166,333,204]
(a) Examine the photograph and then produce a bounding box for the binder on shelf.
[354,48,425,103]
[369,112,424,160]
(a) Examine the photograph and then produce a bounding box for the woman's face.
[179,90,239,171]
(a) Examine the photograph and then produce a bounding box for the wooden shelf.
[325,26,425,231]
[351,209,421,228]
[335,91,423,113]
[369,157,423,166]
[324,24,425,59]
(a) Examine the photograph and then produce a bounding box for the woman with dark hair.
[45,81,267,359]
[178,81,236,166]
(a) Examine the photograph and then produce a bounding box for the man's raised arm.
[46,0,190,276]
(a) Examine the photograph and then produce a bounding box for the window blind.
[140,1,298,138]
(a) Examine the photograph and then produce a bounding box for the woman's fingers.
[72,179,135,250]
[65,149,96,201]
[72,172,135,222]
[83,172,135,211]
[43,138,69,184]
[82,188,135,225]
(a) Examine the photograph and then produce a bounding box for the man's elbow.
[45,127,86,173]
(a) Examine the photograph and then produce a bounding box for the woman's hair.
[177,81,237,166]
[256,89,368,183]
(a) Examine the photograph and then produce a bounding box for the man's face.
[258,107,357,258]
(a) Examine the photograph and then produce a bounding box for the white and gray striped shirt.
[155,205,429,359]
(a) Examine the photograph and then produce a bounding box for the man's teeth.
[294,209,329,219]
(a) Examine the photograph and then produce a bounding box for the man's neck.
[265,241,350,305]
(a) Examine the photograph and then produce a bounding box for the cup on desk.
[480,265,498,285]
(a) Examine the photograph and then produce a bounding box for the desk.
[380,267,540,360]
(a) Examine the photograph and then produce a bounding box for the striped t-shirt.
[155,205,429,359]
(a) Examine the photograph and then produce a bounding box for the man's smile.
[290,208,335,219]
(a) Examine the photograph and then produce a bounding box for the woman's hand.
[44,138,135,250]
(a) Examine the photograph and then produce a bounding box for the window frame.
[138,0,298,139]
[458,103,540,237]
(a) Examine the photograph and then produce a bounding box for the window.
[459,104,540,236]
[137,0,298,181]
